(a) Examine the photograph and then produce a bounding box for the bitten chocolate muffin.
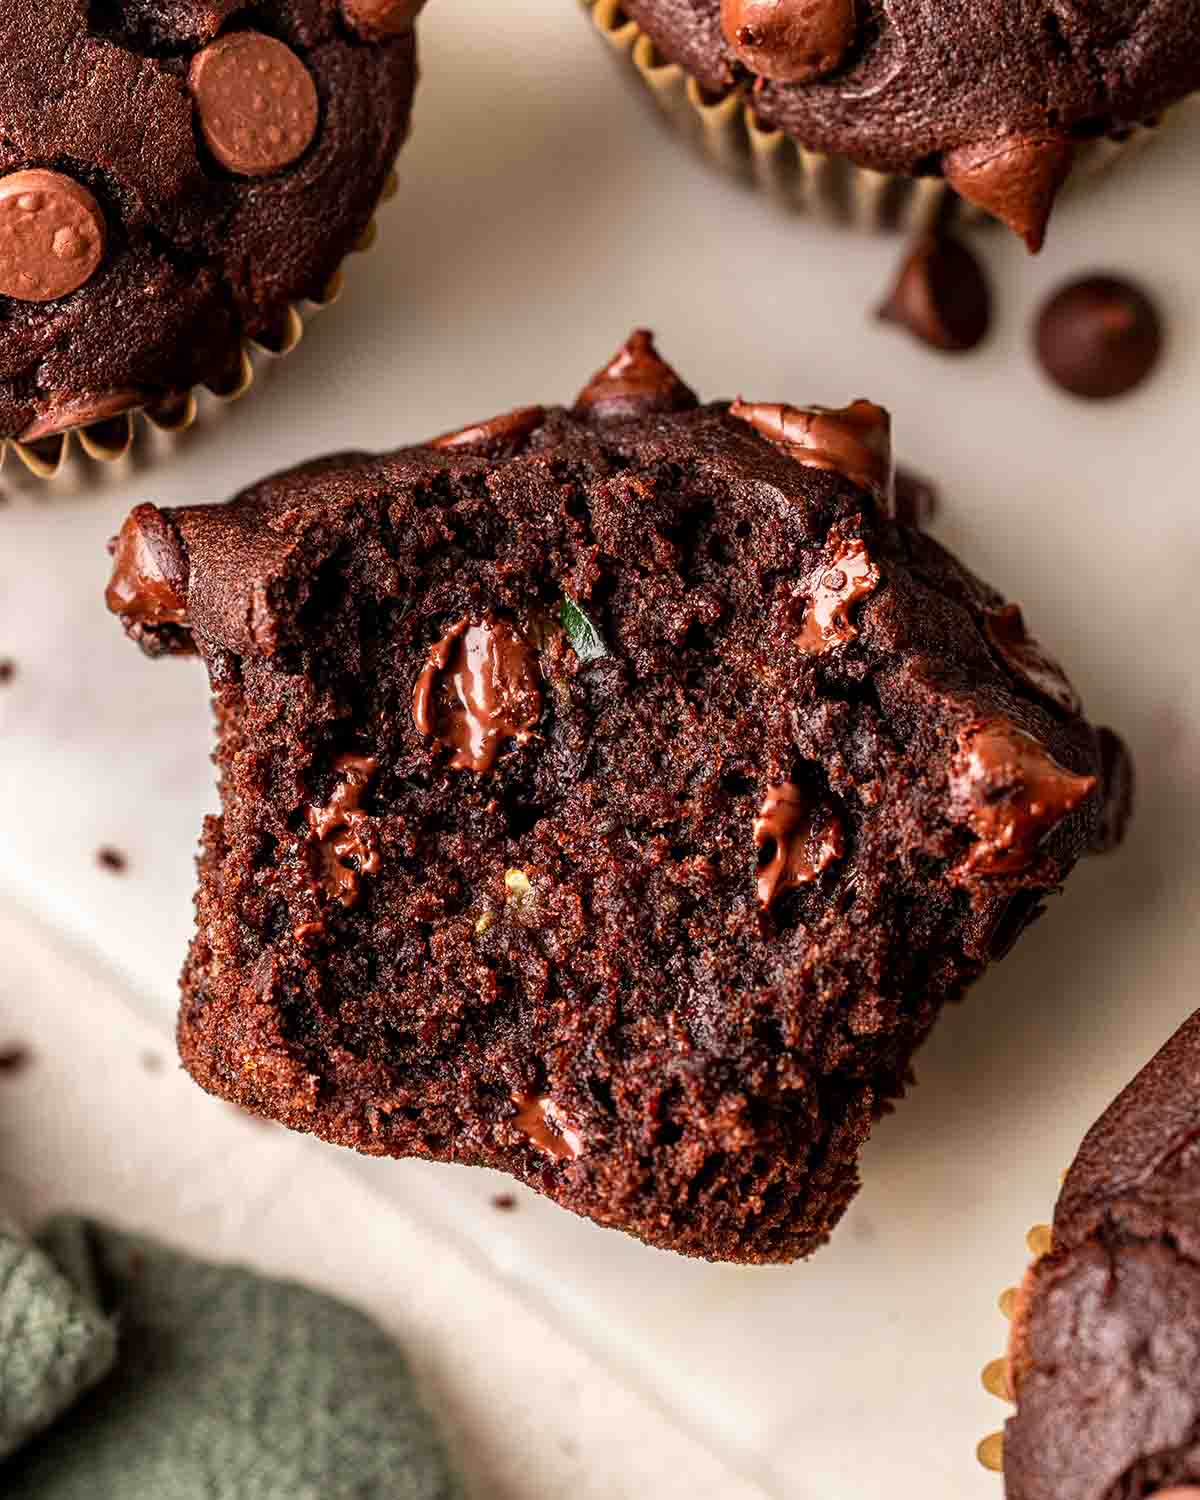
[613,0,1200,248]
[107,331,1129,1263]
[1004,1009,1200,1500]
[0,1,419,444]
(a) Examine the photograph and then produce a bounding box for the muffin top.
[108,332,1127,1262]
[1006,1008,1200,1500]
[0,1,419,444]
[620,0,1200,247]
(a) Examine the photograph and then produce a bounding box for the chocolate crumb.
[491,1193,517,1212]
[0,1044,32,1075]
[97,847,128,873]
[140,1050,165,1073]
[0,659,14,685]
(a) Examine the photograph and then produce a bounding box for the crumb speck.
[0,1044,32,1075]
[491,1193,517,1212]
[0,660,15,685]
[97,847,128,873]
[140,1050,164,1073]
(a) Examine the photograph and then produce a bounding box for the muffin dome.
[108,332,1128,1263]
[619,0,1200,247]
[0,1,419,444]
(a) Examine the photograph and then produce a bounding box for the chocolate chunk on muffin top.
[1005,1007,1200,1500]
[620,0,1200,247]
[0,1,419,443]
[108,331,1129,1263]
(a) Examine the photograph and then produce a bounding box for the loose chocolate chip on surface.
[878,233,991,353]
[720,0,856,83]
[0,170,107,303]
[1035,275,1163,399]
[190,32,319,178]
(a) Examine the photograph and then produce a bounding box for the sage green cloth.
[0,1217,117,1459]
[1,1217,463,1500]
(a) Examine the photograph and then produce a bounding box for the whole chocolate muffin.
[608,0,1200,247]
[0,1,419,448]
[1004,1009,1200,1500]
[107,331,1129,1263]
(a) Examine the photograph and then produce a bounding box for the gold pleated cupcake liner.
[585,0,1164,233]
[0,169,397,488]
[977,1219,1056,1477]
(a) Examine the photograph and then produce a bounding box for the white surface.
[2,2,1199,1495]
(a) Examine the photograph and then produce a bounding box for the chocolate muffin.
[598,0,1200,247]
[107,331,1129,1263]
[1004,1008,1200,1500]
[0,1,419,451]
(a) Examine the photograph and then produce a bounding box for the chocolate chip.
[0,1044,32,1075]
[878,234,992,354]
[342,0,426,38]
[307,755,381,907]
[942,134,1075,252]
[190,32,319,178]
[413,616,543,773]
[1089,727,1134,854]
[1035,275,1163,400]
[719,0,856,83]
[0,169,107,303]
[19,390,143,443]
[729,398,893,508]
[106,503,190,629]
[575,330,698,422]
[893,468,938,528]
[97,846,128,872]
[430,405,544,455]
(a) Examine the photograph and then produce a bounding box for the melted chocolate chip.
[950,718,1097,876]
[430,405,545,455]
[878,233,992,354]
[1035,276,1163,400]
[728,398,893,508]
[574,330,698,421]
[20,390,143,443]
[795,538,880,655]
[753,781,843,908]
[1089,726,1134,855]
[719,0,856,83]
[511,1093,583,1161]
[412,616,542,773]
[105,504,190,628]
[942,134,1075,253]
[307,755,381,906]
[982,604,1081,716]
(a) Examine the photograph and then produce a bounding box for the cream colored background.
[2,2,1199,1495]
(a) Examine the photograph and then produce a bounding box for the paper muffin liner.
[585,0,1164,233]
[977,1218,1056,1479]
[0,170,397,491]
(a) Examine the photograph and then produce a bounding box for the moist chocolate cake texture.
[108,331,1130,1263]
[619,0,1200,248]
[0,1,418,443]
[1004,1009,1200,1500]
